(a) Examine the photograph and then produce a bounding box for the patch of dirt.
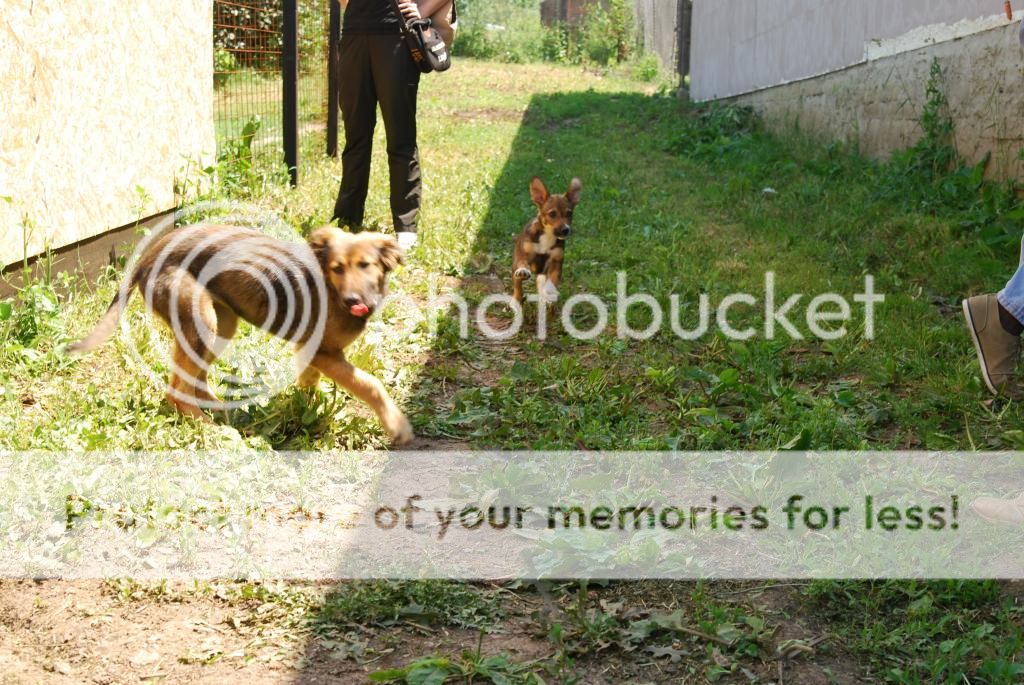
[448,107,525,124]
[0,579,557,685]
[406,436,472,451]
[740,583,868,684]
[0,577,885,684]
[0,580,317,684]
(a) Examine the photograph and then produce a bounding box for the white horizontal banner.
[2,451,1022,579]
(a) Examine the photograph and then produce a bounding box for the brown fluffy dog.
[67,224,413,445]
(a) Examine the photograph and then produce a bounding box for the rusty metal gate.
[213,0,339,185]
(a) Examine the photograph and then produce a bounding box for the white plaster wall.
[0,1,216,267]
[692,0,1003,101]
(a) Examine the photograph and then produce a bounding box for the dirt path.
[1,576,881,684]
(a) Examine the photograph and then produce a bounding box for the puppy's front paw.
[386,412,415,447]
[514,267,532,281]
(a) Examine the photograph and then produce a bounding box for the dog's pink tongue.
[350,303,370,317]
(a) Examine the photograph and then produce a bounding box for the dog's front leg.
[544,252,563,293]
[311,353,414,446]
[512,262,531,304]
[296,350,322,388]
[539,254,563,311]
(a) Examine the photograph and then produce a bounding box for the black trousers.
[333,32,421,234]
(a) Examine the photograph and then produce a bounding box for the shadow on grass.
[290,89,688,682]
[285,80,1024,679]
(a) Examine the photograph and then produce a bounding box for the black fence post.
[327,0,341,158]
[282,0,299,186]
[676,0,692,93]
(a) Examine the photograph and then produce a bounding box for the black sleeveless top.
[343,0,402,34]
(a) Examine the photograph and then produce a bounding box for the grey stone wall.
[733,24,1024,180]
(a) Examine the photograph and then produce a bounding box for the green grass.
[806,580,1024,682]
[3,58,1024,681]
[453,0,670,85]
[316,580,501,631]
[214,70,327,153]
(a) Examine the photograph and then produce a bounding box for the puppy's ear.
[308,226,336,267]
[372,234,404,273]
[566,177,582,207]
[530,177,550,208]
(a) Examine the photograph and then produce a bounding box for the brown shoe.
[972,493,1024,525]
[963,294,1020,395]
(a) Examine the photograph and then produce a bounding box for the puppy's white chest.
[536,232,557,254]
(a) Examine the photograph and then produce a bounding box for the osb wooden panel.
[0,1,216,267]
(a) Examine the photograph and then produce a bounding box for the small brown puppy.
[67,224,413,445]
[512,176,582,304]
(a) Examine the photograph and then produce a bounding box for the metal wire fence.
[213,0,334,182]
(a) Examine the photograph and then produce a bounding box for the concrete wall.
[733,23,1024,180]
[0,1,216,268]
[691,0,999,101]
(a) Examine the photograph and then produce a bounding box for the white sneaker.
[396,232,418,251]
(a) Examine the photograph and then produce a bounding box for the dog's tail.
[65,269,143,356]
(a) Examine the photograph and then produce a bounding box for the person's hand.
[397,1,422,21]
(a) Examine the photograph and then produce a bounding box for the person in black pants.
[334,0,445,251]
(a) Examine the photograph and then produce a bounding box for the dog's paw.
[386,412,415,447]
[514,267,532,281]
[167,393,213,422]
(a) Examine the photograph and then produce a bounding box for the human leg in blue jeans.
[968,16,1024,524]
[962,235,1024,395]
[997,239,1024,333]
[964,237,1024,522]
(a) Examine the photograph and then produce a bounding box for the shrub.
[540,22,572,63]
[214,2,281,70]
[214,116,263,194]
[871,58,1020,245]
[453,0,650,68]
[213,48,238,89]
[298,2,328,72]
[452,0,546,63]
[630,53,661,82]
[568,0,637,65]
[669,104,761,159]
